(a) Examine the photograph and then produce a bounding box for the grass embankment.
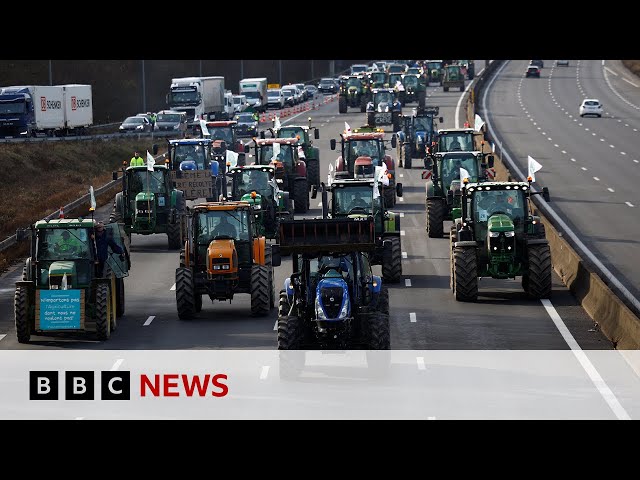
[0,138,167,272]
[622,60,640,77]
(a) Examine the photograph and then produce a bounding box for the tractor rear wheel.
[265,246,275,309]
[426,198,445,238]
[454,247,478,302]
[383,186,396,208]
[382,236,402,283]
[14,286,30,344]
[167,221,182,250]
[449,226,457,292]
[367,311,390,349]
[293,178,309,214]
[176,267,196,320]
[109,193,123,224]
[95,283,111,340]
[250,265,270,317]
[526,244,552,299]
[338,96,347,114]
[115,277,125,317]
[277,314,305,379]
[404,143,412,168]
[377,285,390,316]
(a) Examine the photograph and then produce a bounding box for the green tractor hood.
[487,214,514,233]
[135,191,155,202]
[241,192,262,207]
[47,261,76,288]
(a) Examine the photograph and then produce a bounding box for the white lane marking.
[600,138,605,141]
[260,366,270,380]
[581,167,587,171]
[621,152,626,155]
[635,129,638,132]
[608,188,615,192]
[561,150,567,154]
[604,66,618,76]
[626,202,635,207]
[533,122,537,125]
[399,212,405,217]
[542,132,546,135]
[602,60,605,66]
[402,251,408,259]
[623,77,639,87]
[75,417,85,420]
[143,316,155,326]
[399,197,404,202]
[111,359,124,371]
[625,123,629,126]
[273,320,278,331]
[317,202,322,207]
[571,158,576,162]
[634,159,639,163]
[610,145,615,148]
[554,144,559,148]
[405,279,412,287]
[0,334,6,342]
[400,230,406,236]
[593,177,600,181]
[170,283,176,291]
[399,174,404,178]
[409,312,417,323]
[585,128,589,131]
[541,299,630,420]
[417,357,426,370]
[427,416,437,420]
[537,127,541,130]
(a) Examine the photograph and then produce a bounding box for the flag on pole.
[376,164,390,186]
[373,167,380,199]
[527,155,543,182]
[200,119,209,137]
[146,150,155,172]
[328,163,334,185]
[226,150,239,169]
[89,186,96,211]
[61,273,68,290]
[474,114,485,132]
[460,167,471,183]
[491,142,496,153]
[271,142,281,161]
[344,122,351,134]
[274,116,282,130]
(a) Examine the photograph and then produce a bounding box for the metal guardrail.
[0,130,185,144]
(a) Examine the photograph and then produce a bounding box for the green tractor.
[338,75,370,114]
[450,180,552,301]
[228,164,292,239]
[109,160,186,250]
[368,71,389,89]
[325,177,403,283]
[426,60,444,85]
[423,151,495,238]
[264,117,321,195]
[442,64,465,92]
[400,74,427,107]
[14,218,130,343]
[436,128,477,153]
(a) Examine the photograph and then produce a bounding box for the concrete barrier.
[468,61,640,349]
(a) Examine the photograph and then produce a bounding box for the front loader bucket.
[279,217,375,255]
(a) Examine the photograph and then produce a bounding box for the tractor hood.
[135,191,155,202]
[207,239,237,276]
[240,192,263,208]
[49,261,76,277]
[315,276,350,321]
[487,214,514,233]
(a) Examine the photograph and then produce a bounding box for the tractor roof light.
[527,176,533,182]
[462,177,469,184]
[387,173,392,179]
[251,191,257,198]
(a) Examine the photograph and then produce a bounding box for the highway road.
[0,61,613,353]
[484,60,640,311]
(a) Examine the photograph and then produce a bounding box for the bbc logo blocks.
[29,371,131,400]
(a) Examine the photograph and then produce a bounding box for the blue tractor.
[396,106,443,169]
[276,217,390,350]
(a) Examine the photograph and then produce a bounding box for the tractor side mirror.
[314,129,320,139]
[112,171,118,181]
[152,144,159,155]
[542,187,550,202]
[391,135,397,148]
[487,155,494,168]
[244,144,250,154]
[270,244,282,267]
[330,139,336,150]
[396,183,403,197]
[439,117,444,123]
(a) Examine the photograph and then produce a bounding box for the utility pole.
[279,60,282,86]
[142,60,146,112]
[240,59,244,80]
[199,60,203,77]
[329,60,335,77]
[48,60,52,85]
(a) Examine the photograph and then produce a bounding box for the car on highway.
[119,115,152,133]
[294,83,308,102]
[267,88,285,109]
[281,86,297,107]
[234,112,259,138]
[579,98,603,118]
[154,110,187,135]
[318,77,338,94]
[530,60,544,69]
[304,84,319,99]
[233,94,249,113]
[556,60,570,67]
[526,65,541,78]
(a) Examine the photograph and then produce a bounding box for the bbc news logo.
[39,96,62,112]
[29,371,229,400]
[71,96,91,110]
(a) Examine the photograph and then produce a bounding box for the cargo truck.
[0,85,65,137]
[239,78,268,113]
[166,76,226,127]
[61,84,93,135]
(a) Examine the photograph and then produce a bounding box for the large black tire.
[454,247,478,302]
[95,283,111,340]
[115,277,125,317]
[109,193,123,224]
[278,289,291,318]
[382,236,402,283]
[293,178,308,214]
[307,158,320,188]
[277,314,303,350]
[526,244,552,299]
[367,311,390,349]
[250,265,270,317]
[265,246,275,310]
[377,285,390,316]
[167,221,182,250]
[383,186,396,208]
[176,267,196,320]
[418,90,426,109]
[404,143,412,168]
[426,198,445,238]
[338,96,347,114]
[449,226,457,293]
[14,286,30,344]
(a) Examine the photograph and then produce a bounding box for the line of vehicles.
[11,60,553,357]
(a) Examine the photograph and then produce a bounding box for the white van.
[233,94,248,113]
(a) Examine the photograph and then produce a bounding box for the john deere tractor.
[435,128,477,153]
[175,200,281,319]
[338,75,370,114]
[442,64,465,92]
[228,164,292,239]
[325,177,403,283]
[276,216,390,350]
[366,88,403,132]
[400,73,427,107]
[14,219,129,343]
[423,151,495,238]
[396,106,443,169]
[368,71,389,89]
[110,161,186,249]
[450,180,551,301]
[426,60,444,85]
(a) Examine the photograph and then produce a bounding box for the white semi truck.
[239,78,268,113]
[166,76,226,124]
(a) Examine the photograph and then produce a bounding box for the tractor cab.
[436,128,476,153]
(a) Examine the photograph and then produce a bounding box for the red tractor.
[202,120,246,167]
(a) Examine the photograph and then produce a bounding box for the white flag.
[474,114,485,132]
[297,145,306,160]
[373,168,380,199]
[89,186,96,211]
[327,162,334,186]
[491,142,496,153]
[146,150,155,172]
[460,167,471,183]
[376,164,389,186]
[271,142,281,161]
[200,119,209,137]
[527,155,543,182]
[344,122,351,134]
[395,80,405,92]
[226,150,239,168]
[61,273,68,290]
[274,116,281,130]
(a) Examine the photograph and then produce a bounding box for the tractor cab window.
[278,127,304,141]
[371,73,386,84]
[403,75,418,87]
[314,254,354,283]
[348,140,381,165]
[208,127,233,145]
[37,228,91,261]
[439,133,473,152]
[413,117,431,132]
[260,143,295,168]
[473,189,525,228]
[235,170,272,198]
[374,91,393,105]
[173,144,208,170]
[333,186,373,215]
[346,77,362,88]
[439,155,480,188]
[130,170,166,194]
[196,210,250,244]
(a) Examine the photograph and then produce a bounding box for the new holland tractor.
[276,216,390,350]
[442,64,465,92]
[245,137,312,213]
[329,127,402,207]
[366,88,403,132]
[228,164,292,239]
[175,200,281,319]
[14,218,130,343]
[110,161,186,249]
[338,75,370,113]
[423,151,495,238]
[450,180,552,301]
[396,106,443,169]
[325,177,403,283]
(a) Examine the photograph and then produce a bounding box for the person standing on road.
[130,150,144,166]
[149,112,157,131]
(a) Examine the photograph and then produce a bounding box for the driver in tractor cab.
[480,191,514,217]
[212,215,238,239]
[54,230,82,256]
[349,191,370,211]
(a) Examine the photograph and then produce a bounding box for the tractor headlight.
[253,204,261,210]
[315,298,327,320]
[504,231,515,237]
[276,179,283,183]
[339,297,350,319]
[489,231,500,237]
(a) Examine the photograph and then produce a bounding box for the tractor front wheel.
[95,283,111,340]
[176,267,196,320]
[250,265,270,317]
[338,96,347,114]
[293,178,309,214]
[454,247,478,302]
[404,143,412,169]
[167,221,182,250]
[14,286,31,344]
[526,244,552,299]
[382,236,402,283]
[426,198,445,238]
